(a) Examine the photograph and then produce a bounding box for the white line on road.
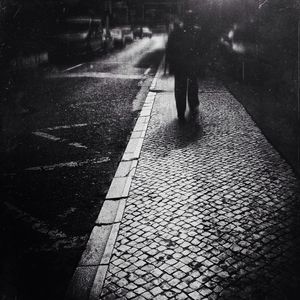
[63,63,84,72]
[25,157,110,171]
[3,201,67,239]
[3,201,88,250]
[68,142,88,149]
[44,122,99,131]
[47,72,143,80]
[32,131,88,149]
[32,131,61,141]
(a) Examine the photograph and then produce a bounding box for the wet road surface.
[0,35,166,300]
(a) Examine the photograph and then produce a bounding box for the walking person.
[166,11,205,121]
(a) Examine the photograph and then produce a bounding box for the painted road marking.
[63,63,84,72]
[3,201,67,239]
[68,142,88,149]
[32,131,88,149]
[25,157,110,171]
[3,201,88,251]
[45,122,99,131]
[32,131,61,141]
[33,123,103,149]
[1,156,109,174]
[47,72,143,80]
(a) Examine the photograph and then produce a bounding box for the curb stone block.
[101,223,120,264]
[136,116,150,124]
[106,176,132,199]
[122,138,144,161]
[134,116,150,131]
[131,131,146,138]
[89,265,109,300]
[115,160,138,178]
[146,93,155,98]
[143,102,154,109]
[145,97,155,103]
[65,266,98,300]
[144,99,155,105]
[124,137,144,153]
[140,108,152,117]
[96,199,127,225]
[133,122,148,132]
[79,225,114,266]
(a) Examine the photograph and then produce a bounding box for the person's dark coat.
[166,24,205,75]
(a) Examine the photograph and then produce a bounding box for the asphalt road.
[0,35,166,300]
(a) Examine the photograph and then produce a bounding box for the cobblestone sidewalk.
[100,73,300,299]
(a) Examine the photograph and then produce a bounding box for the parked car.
[49,16,104,59]
[142,27,152,38]
[121,27,134,43]
[133,26,152,39]
[111,27,125,48]
[133,26,143,39]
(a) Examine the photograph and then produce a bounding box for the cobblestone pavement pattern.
[100,73,300,299]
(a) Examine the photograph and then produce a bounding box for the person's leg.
[174,72,187,119]
[187,73,199,111]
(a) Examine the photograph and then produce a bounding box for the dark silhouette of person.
[166,11,204,121]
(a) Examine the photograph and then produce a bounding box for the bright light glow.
[228,30,234,39]
[232,43,246,54]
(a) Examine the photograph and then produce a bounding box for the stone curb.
[65,59,165,300]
